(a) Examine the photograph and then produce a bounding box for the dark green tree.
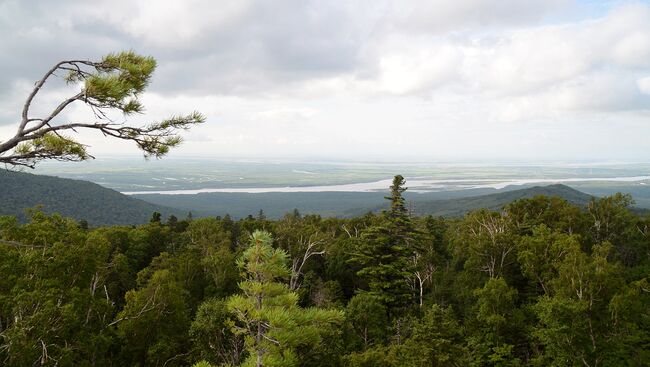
[167,214,179,229]
[345,293,389,350]
[150,211,162,224]
[0,212,115,366]
[350,175,417,310]
[397,304,469,366]
[467,277,523,366]
[190,298,245,366]
[115,269,191,366]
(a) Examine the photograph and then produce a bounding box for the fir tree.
[351,175,418,310]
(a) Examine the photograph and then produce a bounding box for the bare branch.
[290,236,326,291]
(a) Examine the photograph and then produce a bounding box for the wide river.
[121,176,650,195]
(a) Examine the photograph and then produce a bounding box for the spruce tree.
[351,175,417,310]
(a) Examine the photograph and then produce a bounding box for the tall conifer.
[351,175,418,310]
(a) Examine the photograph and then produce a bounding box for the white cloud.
[638,76,650,95]
[2,0,650,162]
[386,0,571,33]
[374,40,462,94]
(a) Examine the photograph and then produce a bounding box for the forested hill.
[134,183,597,219]
[411,184,594,217]
[0,169,181,226]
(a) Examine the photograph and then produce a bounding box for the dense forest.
[0,169,182,225]
[1,175,648,366]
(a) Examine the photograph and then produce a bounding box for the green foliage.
[0,213,114,366]
[0,168,181,225]
[192,361,217,367]
[350,175,417,310]
[468,278,523,366]
[82,51,156,113]
[530,242,632,366]
[116,269,191,366]
[394,304,469,366]
[0,188,648,366]
[517,226,582,295]
[343,346,399,367]
[15,133,90,162]
[190,298,245,366]
[505,195,587,235]
[345,293,388,349]
[454,209,518,280]
[226,231,344,367]
[1,51,204,167]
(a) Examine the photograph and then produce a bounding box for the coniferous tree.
[351,175,418,310]
[150,211,162,224]
[227,231,343,367]
[0,51,204,168]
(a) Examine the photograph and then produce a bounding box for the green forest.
[0,175,648,366]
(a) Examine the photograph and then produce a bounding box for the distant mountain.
[410,184,594,217]
[2,167,631,225]
[0,169,182,226]
[132,191,390,219]
[133,183,598,220]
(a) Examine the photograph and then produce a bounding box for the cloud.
[385,0,571,34]
[638,76,650,95]
[0,0,579,97]
[2,0,650,161]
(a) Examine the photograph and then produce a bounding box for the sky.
[1,0,650,162]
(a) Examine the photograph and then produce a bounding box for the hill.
[132,191,390,219]
[0,168,624,224]
[410,184,594,217]
[0,169,182,226]
[133,184,596,219]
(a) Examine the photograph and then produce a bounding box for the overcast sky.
[1,0,650,162]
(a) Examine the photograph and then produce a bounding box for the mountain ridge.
[3,169,639,224]
[135,183,602,219]
[0,169,182,226]
[408,183,594,217]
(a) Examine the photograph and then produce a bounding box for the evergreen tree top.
[385,174,409,220]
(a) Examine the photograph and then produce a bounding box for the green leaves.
[0,191,648,366]
[116,268,191,366]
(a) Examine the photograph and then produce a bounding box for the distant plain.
[32,159,650,218]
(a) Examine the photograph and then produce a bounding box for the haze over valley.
[27,158,650,219]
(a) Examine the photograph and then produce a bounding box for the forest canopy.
[0,177,648,366]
